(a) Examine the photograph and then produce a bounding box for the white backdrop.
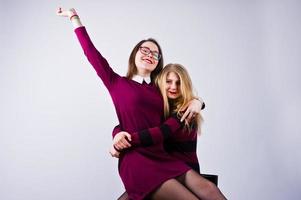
[1,0,300,199]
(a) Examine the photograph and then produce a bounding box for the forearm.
[70,15,83,29]
[112,116,182,151]
[74,24,118,89]
[130,115,183,147]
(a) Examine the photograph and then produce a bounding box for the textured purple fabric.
[130,117,200,173]
[75,26,190,200]
[113,119,200,173]
[164,128,200,173]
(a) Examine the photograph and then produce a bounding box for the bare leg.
[178,169,227,200]
[117,191,129,200]
[150,178,199,200]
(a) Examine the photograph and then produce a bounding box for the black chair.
[201,174,218,186]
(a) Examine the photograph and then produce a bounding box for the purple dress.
[113,118,200,173]
[74,27,190,200]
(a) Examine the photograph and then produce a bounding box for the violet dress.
[74,26,190,200]
[114,118,200,173]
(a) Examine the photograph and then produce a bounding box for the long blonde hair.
[156,63,203,133]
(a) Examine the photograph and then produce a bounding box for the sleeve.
[74,26,119,89]
[201,102,205,110]
[112,124,122,139]
[130,115,184,147]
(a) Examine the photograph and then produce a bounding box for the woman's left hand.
[56,7,77,18]
[180,98,203,122]
[113,131,132,151]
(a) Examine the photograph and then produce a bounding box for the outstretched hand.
[56,7,77,18]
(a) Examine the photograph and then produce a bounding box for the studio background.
[1,0,300,199]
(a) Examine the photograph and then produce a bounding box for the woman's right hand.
[56,7,83,28]
[113,131,132,151]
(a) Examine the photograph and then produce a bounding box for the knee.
[201,181,218,196]
[204,181,226,200]
[206,181,216,191]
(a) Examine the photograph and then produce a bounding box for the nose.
[146,52,154,59]
[170,82,177,91]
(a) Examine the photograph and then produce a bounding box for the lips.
[142,58,153,64]
[168,91,178,95]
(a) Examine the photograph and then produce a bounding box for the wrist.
[195,97,205,110]
[70,14,79,21]
[113,145,121,152]
[69,8,78,19]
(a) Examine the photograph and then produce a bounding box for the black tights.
[175,169,227,200]
[117,191,129,200]
[150,178,199,200]
[117,170,227,200]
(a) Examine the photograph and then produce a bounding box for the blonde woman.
[113,64,227,199]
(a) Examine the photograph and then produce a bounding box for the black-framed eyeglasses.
[139,46,161,61]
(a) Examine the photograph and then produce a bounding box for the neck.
[137,73,151,78]
[137,70,151,77]
[168,98,176,112]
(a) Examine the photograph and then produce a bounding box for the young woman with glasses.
[57,8,224,200]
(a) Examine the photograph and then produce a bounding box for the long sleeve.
[74,26,119,89]
[130,115,183,147]
[112,124,122,139]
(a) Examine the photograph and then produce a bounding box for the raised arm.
[56,7,119,89]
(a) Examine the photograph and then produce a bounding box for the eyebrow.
[166,78,180,82]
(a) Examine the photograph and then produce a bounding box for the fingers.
[181,99,202,122]
[113,133,132,150]
[124,132,132,141]
[109,146,120,158]
[186,111,195,122]
[56,7,62,15]
[121,136,131,147]
[114,139,131,150]
[70,8,77,14]
[56,7,73,17]
[56,7,67,16]
[181,109,197,122]
[110,151,120,158]
[181,109,190,122]
[180,102,189,112]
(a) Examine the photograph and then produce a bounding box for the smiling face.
[165,71,181,99]
[135,41,159,77]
